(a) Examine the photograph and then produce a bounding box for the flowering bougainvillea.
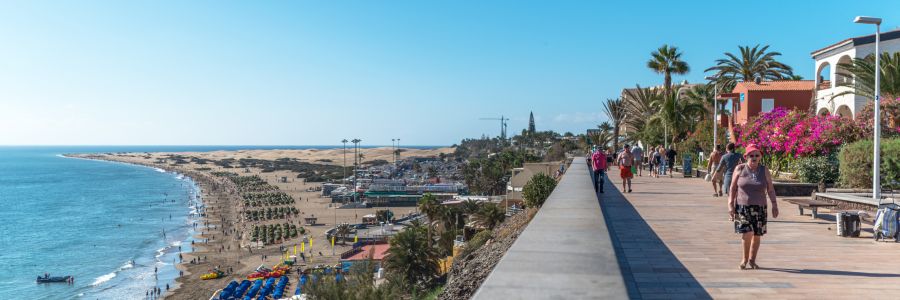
[855,97,900,138]
[734,107,864,158]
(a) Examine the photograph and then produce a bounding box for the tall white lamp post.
[854,16,882,201]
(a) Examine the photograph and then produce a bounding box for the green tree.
[472,202,506,230]
[647,44,690,90]
[622,85,663,144]
[335,223,352,245]
[835,51,900,102]
[705,44,794,90]
[460,199,482,215]
[382,222,441,288]
[522,173,558,208]
[602,98,627,152]
[649,86,709,145]
[375,209,394,223]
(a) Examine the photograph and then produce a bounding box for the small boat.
[36,275,72,283]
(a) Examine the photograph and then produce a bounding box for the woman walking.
[727,144,779,270]
[707,145,724,197]
[657,146,667,176]
[649,148,659,178]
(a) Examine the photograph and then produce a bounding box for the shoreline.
[64,154,243,300]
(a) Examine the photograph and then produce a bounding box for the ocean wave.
[119,261,134,270]
[154,168,166,173]
[92,272,116,286]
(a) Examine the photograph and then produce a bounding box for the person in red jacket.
[591,147,607,193]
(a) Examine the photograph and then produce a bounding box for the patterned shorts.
[734,205,767,236]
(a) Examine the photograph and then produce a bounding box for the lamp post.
[854,16,882,202]
[341,139,348,183]
[705,76,719,150]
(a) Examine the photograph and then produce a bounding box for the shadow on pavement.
[766,268,900,278]
[591,171,712,300]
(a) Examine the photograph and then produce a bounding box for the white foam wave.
[92,272,116,286]
[119,262,134,270]
[154,168,166,173]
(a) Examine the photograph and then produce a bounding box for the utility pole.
[341,139,348,183]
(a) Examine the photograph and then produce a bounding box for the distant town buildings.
[505,161,564,206]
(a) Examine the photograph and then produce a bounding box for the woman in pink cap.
[727,144,779,270]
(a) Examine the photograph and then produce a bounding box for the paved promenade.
[600,166,900,299]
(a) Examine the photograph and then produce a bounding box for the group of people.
[591,142,780,270]
[589,144,680,193]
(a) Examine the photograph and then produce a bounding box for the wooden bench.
[783,198,838,219]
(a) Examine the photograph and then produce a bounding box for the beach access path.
[601,166,900,299]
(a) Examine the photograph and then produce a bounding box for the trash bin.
[836,212,861,237]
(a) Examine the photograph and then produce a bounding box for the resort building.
[721,80,815,129]
[811,29,900,119]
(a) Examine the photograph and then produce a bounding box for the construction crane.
[479,116,508,141]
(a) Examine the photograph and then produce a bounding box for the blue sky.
[1,1,897,146]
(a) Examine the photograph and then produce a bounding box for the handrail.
[472,159,628,299]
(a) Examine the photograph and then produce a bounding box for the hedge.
[838,139,900,189]
[523,173,557,208]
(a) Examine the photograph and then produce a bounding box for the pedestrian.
[715,143,744,196]
[727,144,779,270]
[630,144,644,177]
[657,146,667,176]
[649,148,658,178]
[707,144,725,197]
[616,144,635,193]
[666,145,677,177]
[604,148,614,171]
[591,147,607,193]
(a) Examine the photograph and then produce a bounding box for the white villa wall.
[814,37,900,118]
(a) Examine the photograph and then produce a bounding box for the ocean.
[0,145,441,299]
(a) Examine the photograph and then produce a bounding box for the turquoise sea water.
[0,145,440,299]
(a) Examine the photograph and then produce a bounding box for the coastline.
[64,154,244,300]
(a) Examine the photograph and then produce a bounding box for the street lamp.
[341,139,348,183]
[705,76,719,150]
[854,16,882,202]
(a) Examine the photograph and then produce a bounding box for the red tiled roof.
[343,244,390,261]
[734,80,814,92]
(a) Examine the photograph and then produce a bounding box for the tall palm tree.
[594,122,614,149]
[622,85,662,143]
[472,202,506,230]
[461,199,482,216]
[705,44,794,90]
[602,98,626,152]
[835,51,900,101]
[647,44,690,90]
[649,87,708,145]
[382,222,440,287]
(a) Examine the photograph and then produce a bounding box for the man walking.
[617,144,635,193]
[591,147,607,193]
[666,145,678,178]
[631,144,644,176]
[715,143,744,196]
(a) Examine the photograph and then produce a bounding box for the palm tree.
[705,44,794,90]
[594,122,614,148]
[835,51,900,101]
[472,202,506,230]
[382,222,440,287]
[647,44,690,90]
[602,98,626,152]
[335,223,352,245]
[649,87,708,145]
[417,193,442,222]
[461,199,482,216]
[622,85,662,143]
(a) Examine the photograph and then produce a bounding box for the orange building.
[721,80,815,140]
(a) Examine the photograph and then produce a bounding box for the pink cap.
[744,144,761,157]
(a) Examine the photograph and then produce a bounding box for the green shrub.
[460,230,492,258]
[797,155,840,184]
[839,139,900,189]
[522,173,557,208]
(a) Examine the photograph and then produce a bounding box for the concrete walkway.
[600,166,900,299]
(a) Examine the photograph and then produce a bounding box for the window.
[761,98,774,113]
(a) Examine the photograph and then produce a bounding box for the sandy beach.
[68,146,453,299]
